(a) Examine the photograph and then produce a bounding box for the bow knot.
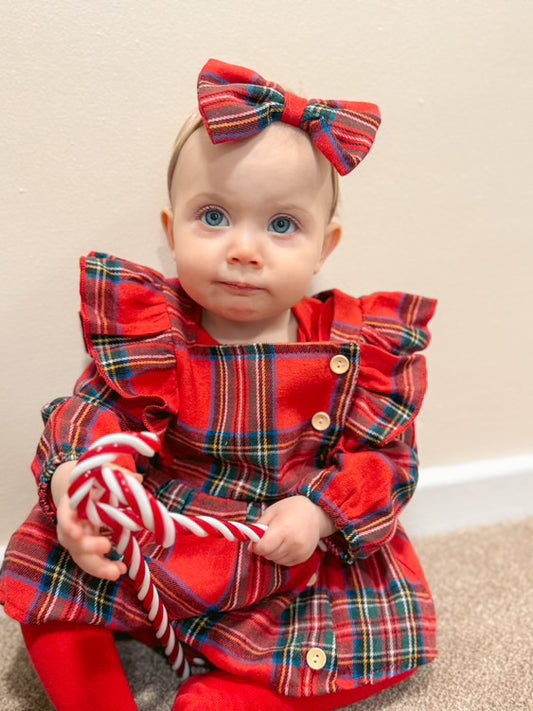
[281,91,309,128]
[197,59,381,175]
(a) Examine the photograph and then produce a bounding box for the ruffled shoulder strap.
[345,291,437,446]
[358,291,436,355]
[79,252,179,412]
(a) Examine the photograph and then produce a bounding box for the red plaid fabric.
[0,254,437,696]
[198,58,381,175]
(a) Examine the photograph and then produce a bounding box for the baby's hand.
[55,464,143,581]
[249,495,336,567]
[56,494,127,580]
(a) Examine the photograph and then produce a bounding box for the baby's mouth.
[218,281,264,293]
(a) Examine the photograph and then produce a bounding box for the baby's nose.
[226,230,263,267]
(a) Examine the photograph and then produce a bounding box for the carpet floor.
[1,517,531,710]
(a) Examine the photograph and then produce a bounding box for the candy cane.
[68,431,267,680]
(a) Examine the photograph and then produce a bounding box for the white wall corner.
[403,454,533,538]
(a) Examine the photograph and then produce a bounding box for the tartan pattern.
[0,254,437,696]
[38,545,119,625]
[198,58,381,175]
[203,343,280,499]
[297,426,421,562]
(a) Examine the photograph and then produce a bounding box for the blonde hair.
[166,109,340,220]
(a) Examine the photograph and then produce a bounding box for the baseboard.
[403,453,533,538]
[0,456,532,567]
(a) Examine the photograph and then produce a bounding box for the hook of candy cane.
[68,430,268,680]
[69,432,267,546]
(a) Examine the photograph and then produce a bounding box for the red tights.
[21,622,414,711]
[174,669,415,710]
[21,622,138,711]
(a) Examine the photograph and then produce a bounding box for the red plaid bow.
[197,58,381,175]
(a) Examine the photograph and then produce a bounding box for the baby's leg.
[20,622,138,711]
[174,669,415,710]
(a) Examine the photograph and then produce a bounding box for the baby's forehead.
[170,122,335,217]
[256,121,314,150]
[237,123,323,165]
[183,123,328,180]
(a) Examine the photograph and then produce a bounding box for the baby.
[0,59,437,711]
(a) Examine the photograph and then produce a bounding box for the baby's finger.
[101,559,127,579]
[58,512,85,542]
[269,551,305,567]
[58,499,101,540]
[250,528,284,558]
[73,552,127,581]
[97,559,127,581]
[79,518,102,536]
[78,535,113,556]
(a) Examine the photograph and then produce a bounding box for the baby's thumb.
[248,511,272,552]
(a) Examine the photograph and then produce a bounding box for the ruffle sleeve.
[345,291,436,448]
[32,253,181,517]
[79,252,179,420]
[297,291,436,562]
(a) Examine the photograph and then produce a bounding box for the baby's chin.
[200,301,297,343]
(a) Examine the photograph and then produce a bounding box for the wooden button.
[330,355,350,374]
[306,573,318,587]
[306,647,327,670]
[311,412,331,431]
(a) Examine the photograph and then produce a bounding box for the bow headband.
[197,58,381,176]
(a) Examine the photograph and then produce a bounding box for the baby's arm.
[52,460,138,581]
[250,496,336,566]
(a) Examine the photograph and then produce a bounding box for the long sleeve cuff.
[296,430,419,564]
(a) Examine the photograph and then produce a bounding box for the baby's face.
[163,123,340,342]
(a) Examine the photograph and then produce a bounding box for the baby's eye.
[200,208,228,227]
[269,216,297,234]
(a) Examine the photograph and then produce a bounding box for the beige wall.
[1,2,532,541]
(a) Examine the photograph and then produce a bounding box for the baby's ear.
[161,208,175,251]
[315,222,342,273]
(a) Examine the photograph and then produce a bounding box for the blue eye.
[269,216,296,234]
[201,209,228,227]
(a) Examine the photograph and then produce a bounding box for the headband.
[197,58,381,176]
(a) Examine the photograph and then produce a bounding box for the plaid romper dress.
[0,253,437,697]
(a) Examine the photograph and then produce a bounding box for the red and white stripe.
[68,430,267,680]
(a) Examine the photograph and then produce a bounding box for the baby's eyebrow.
[275,202,311,215]
[179,193,231,215]
[184,191,227,206]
